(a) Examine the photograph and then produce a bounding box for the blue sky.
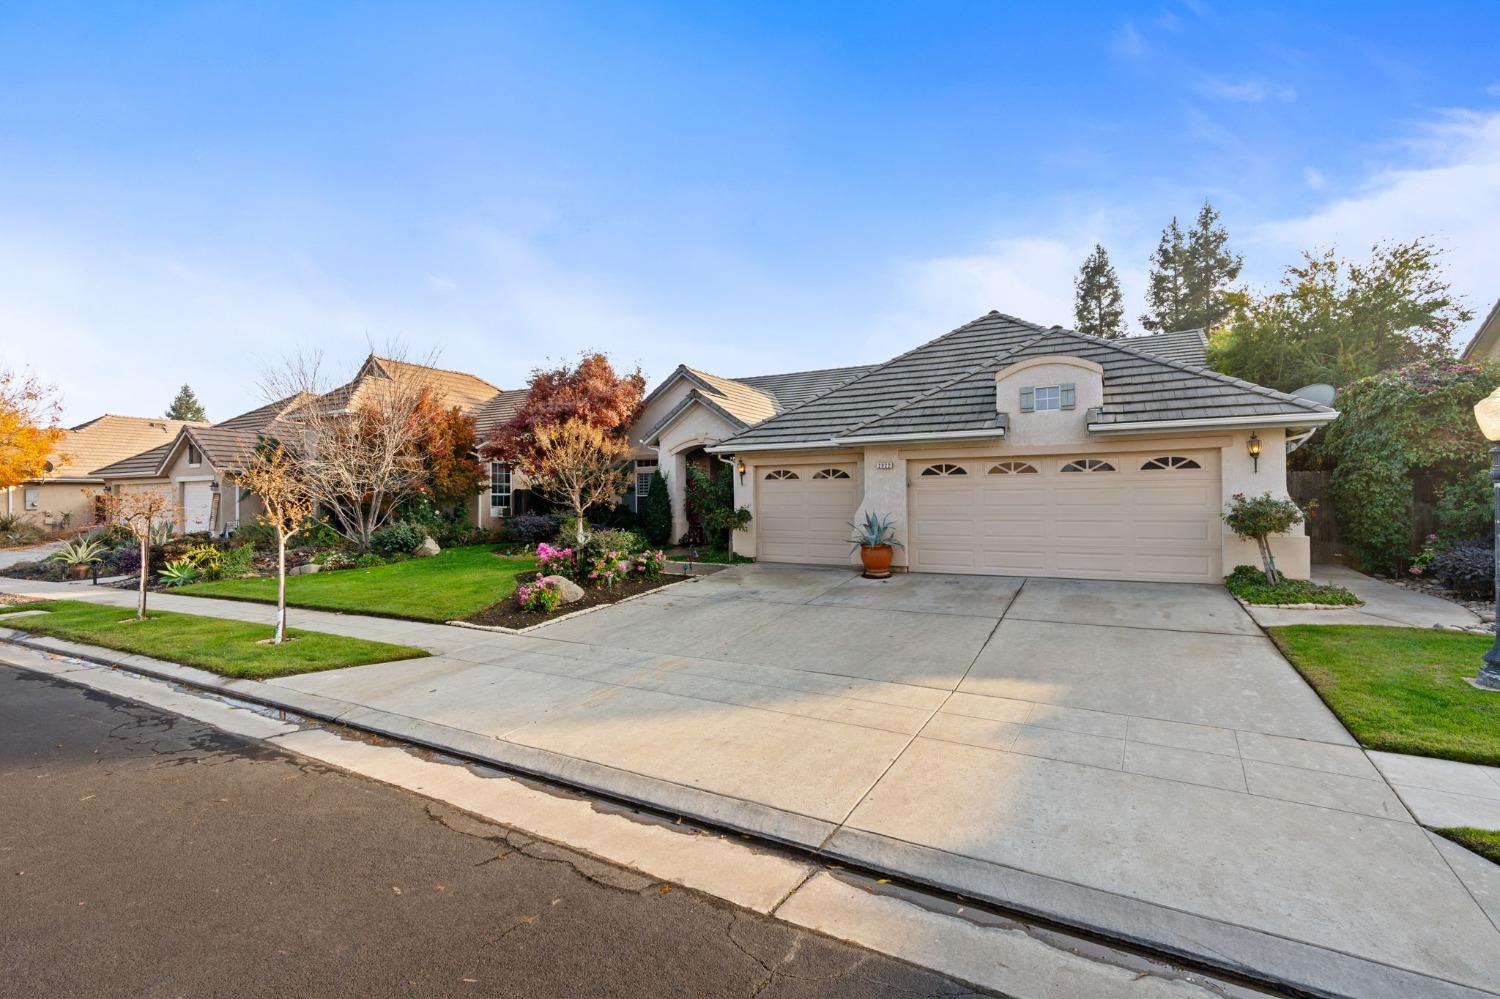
[2,1,1498,423]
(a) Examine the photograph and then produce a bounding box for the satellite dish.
[1291,383,1336,406]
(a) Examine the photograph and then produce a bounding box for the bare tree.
[260,348,438,551]
[525,419,632,545]
[234,442,314,644]
[96,487,181,620]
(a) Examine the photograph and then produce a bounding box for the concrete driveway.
[12,566,1497,996]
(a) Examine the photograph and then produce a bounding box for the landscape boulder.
[541,574,585,604]
[288,563,322,576]
[414,536,441,558]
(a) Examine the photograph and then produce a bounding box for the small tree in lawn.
[1223,492,1305,585]
[525,419,632,546]
[97,487,181,620]
[235,441,314,645]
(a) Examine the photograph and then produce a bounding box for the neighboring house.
[1,414,203,531]
[693,310,1334,583]
[94,355,526,536]
[470,387,533,530]
[628,363,876,541]
[1460,297,1500,361]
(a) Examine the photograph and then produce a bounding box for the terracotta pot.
[66,564,92,580]
[859,543,894,579]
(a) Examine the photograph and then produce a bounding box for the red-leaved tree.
[483,352,646,470]
[414,390,484,512]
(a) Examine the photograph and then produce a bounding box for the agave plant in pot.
[849,512,902,579]
[48,536,108,580]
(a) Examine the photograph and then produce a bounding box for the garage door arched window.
[1141,455,1202,470]
[920,463,967,477]
[764,469,799,480]
[1059,458,1116,473]
[987,461,1038,475]
[812,468,851,480]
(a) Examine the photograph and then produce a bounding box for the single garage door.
[755,463,860,565]
[908,451,1221,583]
[182,481,214,533]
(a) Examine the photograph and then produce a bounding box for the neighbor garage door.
[755,463,860,565]
[908,451,1220,583]
[182,481,214,533]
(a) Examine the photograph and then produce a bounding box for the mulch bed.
[0,593,41,606]
[463,573,681,630]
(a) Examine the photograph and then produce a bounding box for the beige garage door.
[182,481,214,533]
[755,463,860,565]
[908,451,1221,583]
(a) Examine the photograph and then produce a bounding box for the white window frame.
[1032,385,1062,411]
[633,460,658,500]
[489,461,512,516]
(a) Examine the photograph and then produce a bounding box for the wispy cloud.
[1196,78,1296,103]
[1111,21,1148,60]
[1486,81,1500,98]
[1302,166,1327,189]
[426,274,457,293]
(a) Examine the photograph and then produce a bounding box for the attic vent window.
[988,461,1038,475]
[921,463,967,477]
[187,443,202,466]
[1059,458,1115,473]
[1019,383,1076,412]
[812,468,850,480]
[764,469,799,480]
[1141,456,1202,471]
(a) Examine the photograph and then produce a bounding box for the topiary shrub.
[1318,361,1500,575]
[642,470,672,545]
[1223,492,1305,585]
[1433,540,1495,599]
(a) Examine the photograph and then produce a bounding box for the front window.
[634,460,657,499]
[1032,385,1061,411]
[23,487,39,511]
[489,462,511,515]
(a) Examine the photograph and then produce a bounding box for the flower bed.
[463,541,675,628]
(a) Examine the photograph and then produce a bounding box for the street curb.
[1,629,1493,999]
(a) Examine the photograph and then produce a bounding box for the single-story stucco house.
[641,311,1331,582]
[92,356,532,535]
[2,414,204,531]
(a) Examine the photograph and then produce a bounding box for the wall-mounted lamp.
[1247,432,1262,473]
[735,458,747,484]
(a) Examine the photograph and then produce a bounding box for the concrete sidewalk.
[1246,562,1485,630]
[3,569,1499,998]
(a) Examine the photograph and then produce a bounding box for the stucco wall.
[995,358,1106,448]
[1218,426,1310,579]
[629,378,696,457]
[4,482,96,531]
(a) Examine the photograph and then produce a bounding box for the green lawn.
[1269,624,1500,766]
[3,600,427,679]
[179,546,534,622]
[1437,827,1500,865]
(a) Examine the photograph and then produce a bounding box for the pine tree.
[1181,200,1243,333]
[1140,218,1189,333]
[165,384,207,422]
[1073,244,1126,339]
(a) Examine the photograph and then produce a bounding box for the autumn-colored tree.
[414,391,484,512]
[525,419,633,545]
[484,352,645,470]
[235,441,314,644]
[96,487,181,620]
[0,367,67,490]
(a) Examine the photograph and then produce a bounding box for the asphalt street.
[0,665,986,999]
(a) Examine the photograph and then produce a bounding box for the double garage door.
[907,451,1221,583]
[755,450,1221,583]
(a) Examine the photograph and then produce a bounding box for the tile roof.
[91,394,310,478]
[718,311,1333,449]
[338,356,502,415]
[474,388,531,437]
[733,365,877,410]
[44,415,205,481]
[1123,328,1208,367]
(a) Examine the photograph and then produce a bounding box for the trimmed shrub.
[586,528,647,555]
[318,551,356,571]
[1433,541,1495,599]
[642,470,672,545]
[370,521,425,557]
[507,513,559,545]
[353,553,387,569]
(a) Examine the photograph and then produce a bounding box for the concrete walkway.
[3,569,1499,997]
[1246,562,1485,630]
[0,540,64,570]
[1371,751,1500,830]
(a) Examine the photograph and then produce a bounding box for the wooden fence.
[1288,469,1441,562]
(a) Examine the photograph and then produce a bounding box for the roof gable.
[45,414,205,481]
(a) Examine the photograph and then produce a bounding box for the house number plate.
[876,461,894,470]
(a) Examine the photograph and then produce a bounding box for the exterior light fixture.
[736,458,746,484]
[1470,388,1500,691]
[1247,432,1262,472]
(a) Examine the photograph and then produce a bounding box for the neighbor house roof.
[713,311,1334,450]
[474,388,531,438]
[91,394,310,479]
[324,356,502,416]
[1460,298,1500,362]
[1123,328,1208,367]
[636,362,877,446]
[42,415,205,482]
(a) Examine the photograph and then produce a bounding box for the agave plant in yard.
[848,512,903,579]
[48,537,108,579]
[157,558,202,588]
